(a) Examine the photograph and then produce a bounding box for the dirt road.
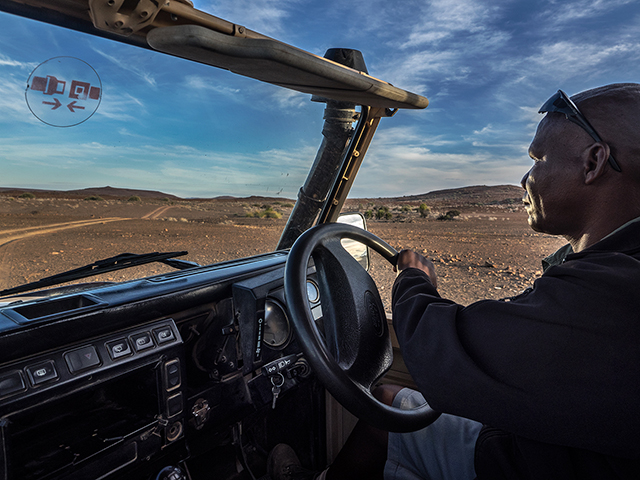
[0,218,129,247]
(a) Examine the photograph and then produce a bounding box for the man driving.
[269,83,640,480]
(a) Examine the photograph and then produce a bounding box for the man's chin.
[527,216,544,233]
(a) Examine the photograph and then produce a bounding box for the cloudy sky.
[1,0,640,199]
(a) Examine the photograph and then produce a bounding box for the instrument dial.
[263,299,291,349]
[306,280,319,304]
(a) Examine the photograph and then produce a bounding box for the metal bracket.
[88,0,172,36]
[317,106,387,224]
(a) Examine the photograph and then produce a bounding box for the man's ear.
[583,142,610,185]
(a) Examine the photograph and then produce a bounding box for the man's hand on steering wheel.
[394,250,438,289]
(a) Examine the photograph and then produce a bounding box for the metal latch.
[191,398,210,429]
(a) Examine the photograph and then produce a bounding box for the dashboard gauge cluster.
[233,269,323,374]
[262,280,322,350]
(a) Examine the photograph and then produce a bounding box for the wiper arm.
[0,251,196,297]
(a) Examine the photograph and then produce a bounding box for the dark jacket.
[391,220,640,479]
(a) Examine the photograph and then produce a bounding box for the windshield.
[0,2,577,307]
[0,12,327,294]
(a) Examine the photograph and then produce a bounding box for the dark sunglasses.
[539,90,621,172]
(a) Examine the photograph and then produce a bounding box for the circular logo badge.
[25,56,102,127]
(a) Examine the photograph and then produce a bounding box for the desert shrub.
[127,195,141,202]
[375,206,390,220]
[437,209,461,221]
[384,211,393,220]
[84,195,104,201]
[418,203,430,217]
[19,192,35,199]
[264,209,282,219]
[246,206,282,219]
[363,210,373,220]
[401,205,412,212]
[282,203,294,208]
[161,197,170,202]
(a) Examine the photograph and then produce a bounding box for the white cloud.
[199,0,298,37]
[0,55,44,123]
[398,0,497,49]
[95,93,147,122]
[270,89,309,109]
[464,123,532,150]
[1,136,316,198]
[348,123,528,197]
[185,75,241,97]
[360,0,511,95]
[500,40,639,87]
[543,0,635,23]
[92,48,158,87]
[352,147,526,198]
[0,73,40,124]
[0,54,37,70]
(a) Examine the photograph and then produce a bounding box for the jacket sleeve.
[391,262,640,458]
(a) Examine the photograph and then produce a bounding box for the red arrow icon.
[67,100,85,113]
[42,98,62,110]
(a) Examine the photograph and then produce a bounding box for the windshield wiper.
[0,251,198,297]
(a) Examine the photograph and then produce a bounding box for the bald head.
[572,83,640,176]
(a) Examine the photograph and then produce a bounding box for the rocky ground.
[0,188,565,309]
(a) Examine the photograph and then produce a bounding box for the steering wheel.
[284,222,439,432]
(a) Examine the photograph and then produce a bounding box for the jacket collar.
[543,215,640,270]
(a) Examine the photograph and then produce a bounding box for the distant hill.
[69,186,182,199]
[0,186,181,200]
[349,185,524,207]
[397,185,524,205]
[0,184,523,206]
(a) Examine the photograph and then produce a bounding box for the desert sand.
[0,187,565,309]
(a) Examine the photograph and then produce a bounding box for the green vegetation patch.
[246,205,282,219]
[418,203,431,217]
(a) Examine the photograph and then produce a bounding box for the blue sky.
[1,0,640,199]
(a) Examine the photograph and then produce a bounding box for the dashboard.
[0,252,325,480]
